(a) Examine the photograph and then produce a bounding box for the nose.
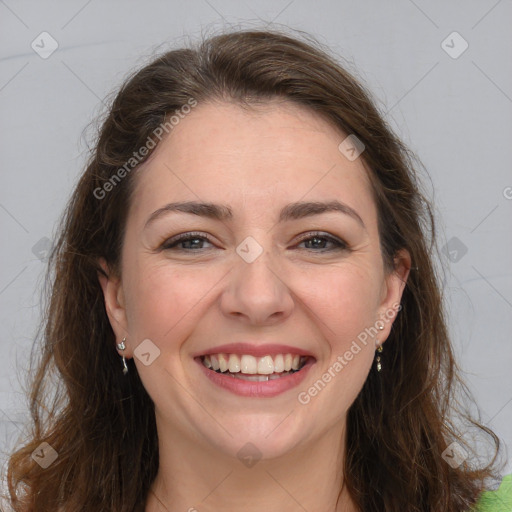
[220,245,295,326]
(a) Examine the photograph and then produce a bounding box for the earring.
[117,337,128,375]
[375,342,383,372]
[375,323,384,372]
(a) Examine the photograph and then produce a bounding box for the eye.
[161,232,214,251]
[295,232,349,252]
[160,231,349,253]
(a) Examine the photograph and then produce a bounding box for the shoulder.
[471,474,512,512]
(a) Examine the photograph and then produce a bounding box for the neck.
[145,416,358,512]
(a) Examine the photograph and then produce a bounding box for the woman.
[3,28,510,511]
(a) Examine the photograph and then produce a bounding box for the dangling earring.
[375,343,383,372]
[375,323,384,372]
[117,337,128,375]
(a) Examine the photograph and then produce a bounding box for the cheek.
[297,267,378,418]
[300,263,381,349]
[123,262,200,343]
[298,263,380,409]
[122,264,206,407]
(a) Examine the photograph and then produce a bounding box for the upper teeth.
[202,353,305,374]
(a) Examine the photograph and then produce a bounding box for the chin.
[199,413,310,462]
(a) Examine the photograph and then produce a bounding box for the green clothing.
[472,474,512,511]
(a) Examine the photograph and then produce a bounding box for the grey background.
[1,0,511,484]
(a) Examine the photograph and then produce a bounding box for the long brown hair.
[3,27,504,511]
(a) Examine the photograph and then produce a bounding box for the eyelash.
[161,231,349,253]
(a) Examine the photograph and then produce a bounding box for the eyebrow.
[144,200,365,229]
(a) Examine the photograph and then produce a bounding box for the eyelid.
[295,230,345,243]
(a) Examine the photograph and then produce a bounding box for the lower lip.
[196,357,315,398]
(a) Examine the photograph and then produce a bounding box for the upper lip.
[193,342,316,359]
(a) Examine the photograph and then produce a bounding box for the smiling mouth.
[198,353,312,381]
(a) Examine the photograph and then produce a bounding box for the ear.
[377,248,411,344]
[97,258,131,356]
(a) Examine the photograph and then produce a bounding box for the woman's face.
[100,99,409,461]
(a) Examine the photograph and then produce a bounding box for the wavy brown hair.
[3,27,505,512]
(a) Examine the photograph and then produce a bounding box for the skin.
[99,99,410,512]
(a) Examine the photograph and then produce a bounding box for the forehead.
[128,99,376,226]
